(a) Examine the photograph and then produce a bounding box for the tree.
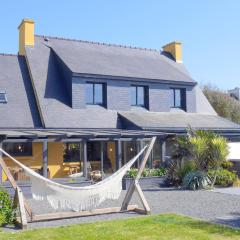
[202,85,240,124]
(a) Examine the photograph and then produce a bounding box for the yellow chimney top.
[162,41,182,63]
[18,19,34,56]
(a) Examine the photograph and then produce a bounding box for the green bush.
[221,161,233,170]
[183,171,211,190]
[0,187,16,226]
[150,167,167,177]
[126,167,167,178]
[126,168,138,178]
[167,160,196,186]
[208,169,237,187]
[203,85,240,124]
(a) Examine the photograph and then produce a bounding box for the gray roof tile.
[25,38,120,129]
[119,111,240,130]
[36,35,195,83]
[0,54,42,128]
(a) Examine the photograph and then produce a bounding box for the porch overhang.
[0,128,172,142]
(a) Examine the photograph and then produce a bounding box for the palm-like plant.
[189,136,209,171]
[209,137,229,186]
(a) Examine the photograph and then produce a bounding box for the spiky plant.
[183,171,211,190]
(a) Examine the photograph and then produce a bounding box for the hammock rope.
[0,146,147,211]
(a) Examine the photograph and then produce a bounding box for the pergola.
[0,128,172,183]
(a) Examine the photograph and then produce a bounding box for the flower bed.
[122,168,167,190]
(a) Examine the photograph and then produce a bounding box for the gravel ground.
[3,180,240,230]
[24,187,240,229]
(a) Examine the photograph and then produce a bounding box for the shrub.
[221,161,233,170]
[126,168,138,178]
[0,187,16,226]
[208,169,237,187]
[126,167,167,178]
[203,85,240,124]
[183,171,211,190]
[150,167,167,177]
[167,160,196,186]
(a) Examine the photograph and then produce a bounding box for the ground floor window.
[87,141,115,173]
[152,139,162,168]
[122,141,138,167]
[3,142,32,156]
[122,139,163,169]
[87,142,101,171]
[63,143,82,163]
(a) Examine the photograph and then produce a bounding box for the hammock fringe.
[0,146,147,211]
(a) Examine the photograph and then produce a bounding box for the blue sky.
[0,0,239,90]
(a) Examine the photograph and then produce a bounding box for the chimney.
[162,41,182,63]
[18,19,34,56]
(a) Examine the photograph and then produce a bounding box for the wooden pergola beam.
[43,140,48,178]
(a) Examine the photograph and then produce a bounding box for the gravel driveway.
[3,180,240,230]
[23,187,240,229]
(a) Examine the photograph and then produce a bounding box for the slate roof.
[0,54,42,128]
[0,34,239,134]
[38,35,195,84]
[25,37,121,128]
[119,111,240,131]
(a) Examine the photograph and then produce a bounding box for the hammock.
[0,146,147,211]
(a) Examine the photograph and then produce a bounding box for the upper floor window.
[85,83,104,105]
[170,88,186,109]
[131,86,146,107]
[3,142,32,157]
[0,91,7,103]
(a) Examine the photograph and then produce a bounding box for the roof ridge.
[35,34,159,52]
[0,53,18,57]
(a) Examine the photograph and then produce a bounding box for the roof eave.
[72,72,197,86]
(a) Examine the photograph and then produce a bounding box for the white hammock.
[0,146,147,211]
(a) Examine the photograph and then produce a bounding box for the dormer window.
[170,88,186,110]
[131,85,147,107]
[85,82,104,105]
[0,91,7,103]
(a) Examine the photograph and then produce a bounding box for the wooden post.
[43,141,48,178]
[100,141,104,173]
[115,140,122,170]
[83,140,88,178]
[161,140,166,163]
[123,141,127,166]
[16,187,28,229]
[138,140,144,168]
[0,141,2,184]
[121,137,156,211]
[0,151,33,218]
[135,137,156,181]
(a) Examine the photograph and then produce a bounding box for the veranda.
[0,129,170,183]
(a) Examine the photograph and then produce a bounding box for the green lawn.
[1,214,240,240]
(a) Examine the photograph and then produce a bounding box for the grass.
[1,214,240,240]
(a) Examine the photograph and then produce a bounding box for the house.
[228,87,240,100]
[0,19,240,182]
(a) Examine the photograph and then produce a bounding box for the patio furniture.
[90,170,103,183]
[69,165,81,175]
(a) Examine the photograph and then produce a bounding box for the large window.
[85,82,104,105]
[131,86,146,106]
[87,142,101,161]
[63,143,82,163]
[170,88,185,109]
[3,143,32,156]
